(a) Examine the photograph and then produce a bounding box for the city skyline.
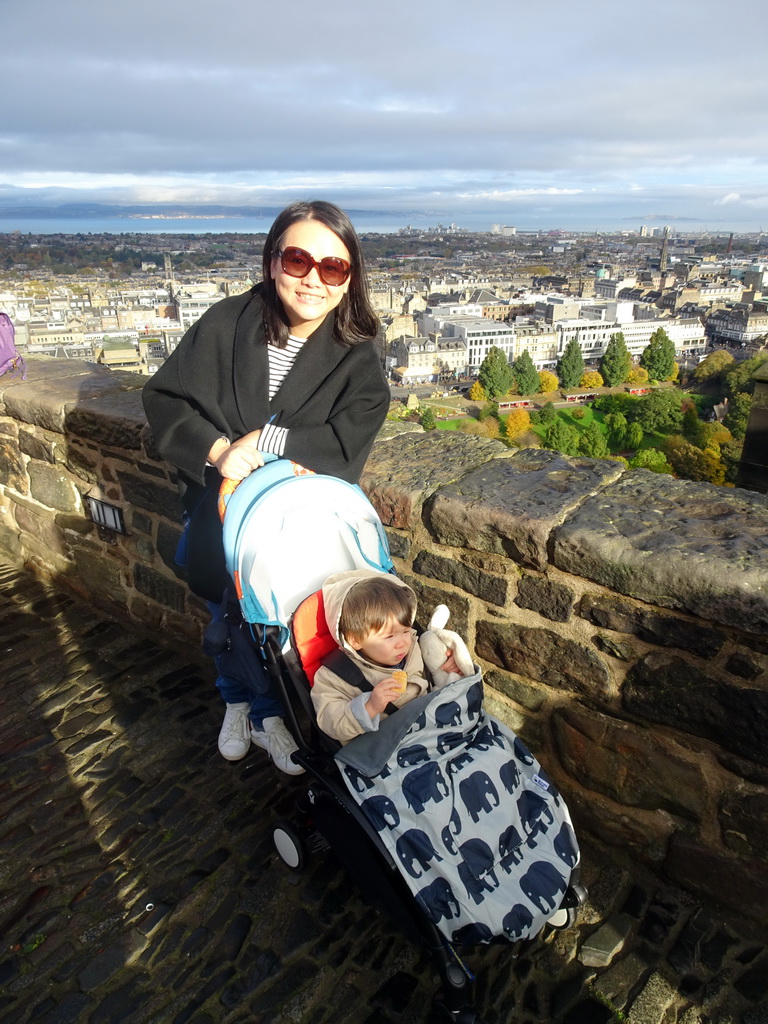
[3,0,768,233]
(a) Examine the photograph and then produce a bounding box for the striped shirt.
[260,335,306,457]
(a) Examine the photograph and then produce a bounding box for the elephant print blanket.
[335,671,579,945]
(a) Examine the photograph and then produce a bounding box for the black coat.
[142,285,389,601]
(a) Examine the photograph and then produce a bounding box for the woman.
[143,201,390,774]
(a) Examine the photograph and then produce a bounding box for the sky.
[3,0,768,233]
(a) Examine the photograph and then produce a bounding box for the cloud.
[715,193,742,205]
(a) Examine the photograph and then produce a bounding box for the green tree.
[723,392,752,440]
[419,407,436,431]
[629,447,672,473]
[478,346,515,401]
[639,328,676,381]
[635,389,684,433]
[626,421,644,449]
[513,349,540,396]
[724,353,768,397]
[578,422,610,458]
[604,412,628,451]
[540,401,557,424]
[543,417,580,456]
[557,338,585,389]
[600,332,632,386]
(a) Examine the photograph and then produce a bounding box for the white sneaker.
[218,702,251,761]
[250,717,305,776]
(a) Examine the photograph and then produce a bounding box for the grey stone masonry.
[1,562,766,1024]
[1,356,768,929]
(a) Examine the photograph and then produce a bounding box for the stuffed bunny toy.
[418,605,474,688]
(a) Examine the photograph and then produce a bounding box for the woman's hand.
[210,430,263,481]
[366,677,404,718]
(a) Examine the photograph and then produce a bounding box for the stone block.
[515,574,575,622]
[157,521,187,581]
[66,390,145,451]
[553,471,768,637]
[664,833,768,923]
[14,504,69,559]
[719,789,768,864]
[579,914,633,967]
[0,438,27,493]
[580,592,725,657]
[413,549,510,606]
[385,528,411,560]
[593,950,654,1012]
[134,563,186,613]
[18,429,55,463]
[362,431,505,529]
[484,668,547,712]
[627,971,679,1024]
[725,650,765,681]
[593,634,637,661]
[73,544,127,608]
[3,365,140,433]
[476,618,611,697]
[623,652,768,767]
[63,442,100,485]
[425,448,622,570]
[552,706,707,822]
[27,462,81,512]
[400,572,470,637]
[117,471,182,520]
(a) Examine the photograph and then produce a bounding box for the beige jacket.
[311,569,430,745]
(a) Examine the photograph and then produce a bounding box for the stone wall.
[2,357,767,924]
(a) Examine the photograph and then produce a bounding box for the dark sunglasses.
[274,246,351,287]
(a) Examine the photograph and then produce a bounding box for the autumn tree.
[469,379,486,401]
[557,338,585,389]
[665,439,726,486]
[600,332,632,386]
[693,349,735,383]
[478,346,515,400]
[640,328,676,381]
[580,370,604,389]
[503,408,532,440]
[538,370,559,393]
[627,365,650,386]
[513,350,540,396]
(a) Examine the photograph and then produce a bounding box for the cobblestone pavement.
[1,562,767,1024]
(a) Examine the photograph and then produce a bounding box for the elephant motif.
[402,761,449,814]
[520,860,567,913]
[397,743,430,767]
[457,838,499,903]
[434,701,462,728]
[498,824,524,873]
[396,827,444,878]
[417,877,460,924]
[513,736,535,765]
[465,681,483,721]
[447,750,474,776]
[553,822,579,868]
[343,765,375,793]
[437,731,464,754]
[502,903,534,940]
[452,921,493,946]
[499,758,520,794]
[361,794,400,832]
[517,790,555,839]
[459,771,500,823]
[471,723,506,752]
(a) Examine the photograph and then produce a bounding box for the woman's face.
[271,219,351,337]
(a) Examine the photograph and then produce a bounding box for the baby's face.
[352,615,413,668]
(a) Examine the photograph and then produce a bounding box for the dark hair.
[339,576,416,645]
[260,200,379,348]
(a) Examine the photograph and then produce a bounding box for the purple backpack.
[0,313,26,380]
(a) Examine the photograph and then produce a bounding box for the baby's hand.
[367,677,404,717]
[441,650,460,675]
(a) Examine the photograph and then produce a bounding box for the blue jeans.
[207,601,285,730]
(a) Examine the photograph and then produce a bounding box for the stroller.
[217,458,586,1024]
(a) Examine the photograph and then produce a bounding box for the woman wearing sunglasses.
[143,200,389,774]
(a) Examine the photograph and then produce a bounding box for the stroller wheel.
[273,820,306,871]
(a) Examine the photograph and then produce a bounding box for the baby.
[311,569,472,745]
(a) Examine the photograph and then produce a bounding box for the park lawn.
[435,419,462,431]
[529,405,608,441]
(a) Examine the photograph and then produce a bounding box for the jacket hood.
[321,569,415,654]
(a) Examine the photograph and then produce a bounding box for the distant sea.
[0,212,496,236]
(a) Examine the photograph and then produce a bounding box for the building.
[390,334,468,382]
[706,305,768,346]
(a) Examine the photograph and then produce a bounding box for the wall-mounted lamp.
[86,496,126,535]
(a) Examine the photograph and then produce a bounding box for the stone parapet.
[1,356,767,923]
